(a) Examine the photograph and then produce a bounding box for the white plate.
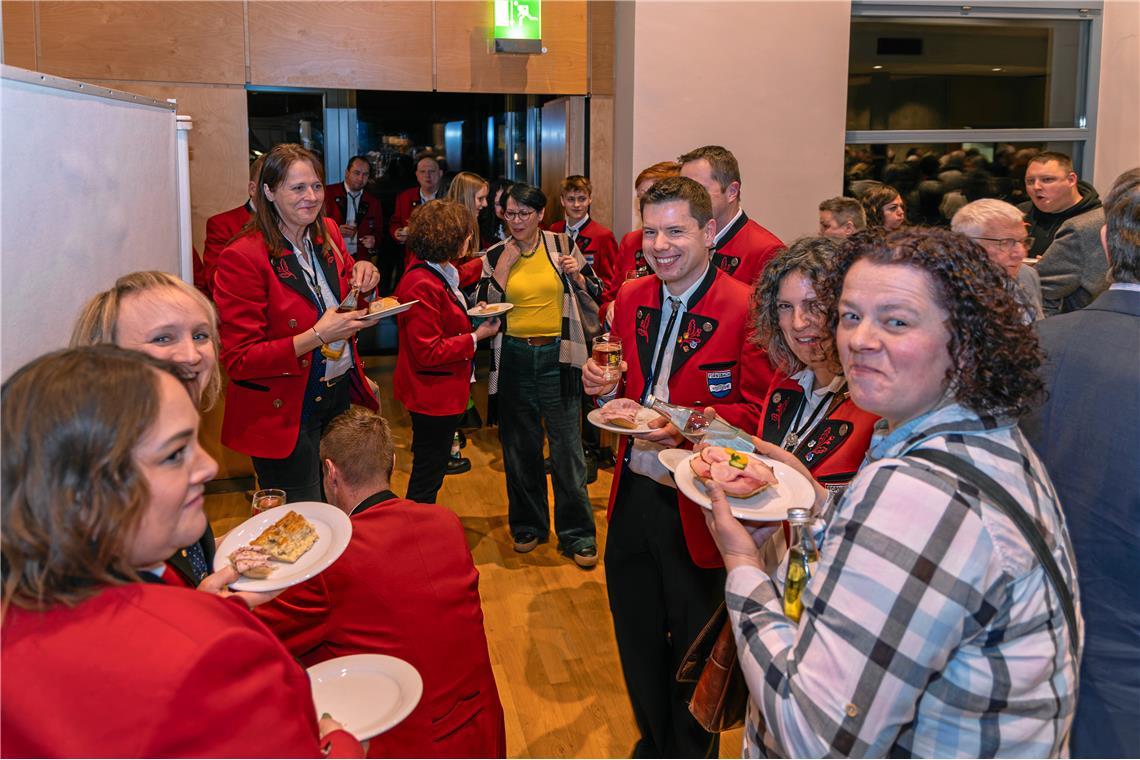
[307,654,423,741]
[213,502,352,592]
[674,452,814,521]
[587,405,662,435]
[657,448,692,473]
[466,302,514,317]
[360,300,418,322]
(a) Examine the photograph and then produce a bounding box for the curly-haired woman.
[705,228,1080,757]
[861,182,907,231]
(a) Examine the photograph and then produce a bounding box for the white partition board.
[1,67,180,379]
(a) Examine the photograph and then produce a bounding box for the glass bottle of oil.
[783,507,819,622]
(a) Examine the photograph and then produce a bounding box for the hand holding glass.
[592,335,623,383]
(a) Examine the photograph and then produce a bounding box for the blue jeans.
[497,337,596,554]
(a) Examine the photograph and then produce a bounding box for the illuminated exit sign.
[493,0,543,54]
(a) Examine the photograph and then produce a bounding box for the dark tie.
[646,297,682,401]
[184,543,210,583]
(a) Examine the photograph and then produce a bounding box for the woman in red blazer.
[214,143,380,502]
[1,346,361,758]
[394,200,500,503]
[751,237,879,490]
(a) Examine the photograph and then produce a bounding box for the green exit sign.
[493,0,543,54]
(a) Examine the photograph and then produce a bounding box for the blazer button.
[288,319,298,328]
[314,395,323,403]
[273,398,283,409]
[301,358,310,368]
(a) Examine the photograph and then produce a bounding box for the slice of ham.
[229,545,275,579]
[689,446,779,498]
[598,398,644,429]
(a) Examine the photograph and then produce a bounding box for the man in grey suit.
[1022,152,1106,314]
[1022,167,1140,759]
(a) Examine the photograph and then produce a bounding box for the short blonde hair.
[70,271,222,411]
[320,406,395,488]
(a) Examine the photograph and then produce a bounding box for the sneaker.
[572,544,599,568]
[513,531,540,553]
[445,456,471,475]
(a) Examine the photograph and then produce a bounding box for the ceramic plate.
[587,405,661,435]
[674,452,814,521]
[360,300,418,322]
[466,302,514,317]
[307,654,423,740]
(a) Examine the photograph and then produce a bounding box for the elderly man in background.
[255,406,506,758]
[818,196,867,239]
[1021,152,1106,314]
[1022,168,1140,759]
[952,198,1044,321]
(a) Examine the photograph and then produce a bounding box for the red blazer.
[606,267,774,567]
[757,373,879,490]
[549,217,619,290]
[601,229,647,318]
[255,492,506,759]
[192,245,208,296]
[203,201,253,299]
[213,220,378,459]
[712,212,784,287]
[1,583,361,758]
[389,187,434,269]
[393,263,476,416]
[324,183,384,262]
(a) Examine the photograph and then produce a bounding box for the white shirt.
[344,189,363,255]
[565,214,589,240]
[292,234,353,381]
[629,266,711,485]
[712,207,743,248]
[780,369,845,449]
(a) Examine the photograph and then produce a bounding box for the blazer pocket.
[431,690,484,742]
[416,370,451,377]
[231,379,270,392]
[697,360,738,371]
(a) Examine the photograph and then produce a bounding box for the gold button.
[288,319,298,328]
[314,395,323,403]
[301,358,310,368]
[845,703,859,718]
[272,398,283,408]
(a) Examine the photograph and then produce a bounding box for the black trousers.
[406,410,464,504]
[605,471,725,759]
[250,380,349,503]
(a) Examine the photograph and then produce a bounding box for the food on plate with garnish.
[597,398,645,430]
[228,545,275,579]
[689,446,779,498]
[251,510,318,563]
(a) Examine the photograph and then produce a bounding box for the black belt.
[505,335,558,347]
[320,373,349,388]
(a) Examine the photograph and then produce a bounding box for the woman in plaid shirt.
[706,228,1080,758]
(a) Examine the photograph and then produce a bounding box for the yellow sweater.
[504,241,563,337]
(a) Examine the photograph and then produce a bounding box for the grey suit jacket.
[1021,287,1140,757]
[1035,206,1107,315]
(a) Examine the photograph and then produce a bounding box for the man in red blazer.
[680,145,785,288]
[324,155,384,264]
[255,406,506,759]
[389,155,443,276]
[201,155,262,298]
[549,175,620,285]
[582,177,773,758]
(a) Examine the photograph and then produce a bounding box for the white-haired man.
[952,198,1044,321]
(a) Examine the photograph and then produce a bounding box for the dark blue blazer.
[1022,287,1140,759]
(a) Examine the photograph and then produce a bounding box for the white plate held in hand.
[360,299,418,322]
[675,452,815,521]
[466,302,514,317]
[587,405,661,435]
[213,501,351,592]
[307,654,423,740]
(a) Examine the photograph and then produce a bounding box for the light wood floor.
[205,355,742,758]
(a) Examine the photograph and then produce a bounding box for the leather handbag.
[676,602,749,733]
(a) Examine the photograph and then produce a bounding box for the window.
[844,2,1102,219]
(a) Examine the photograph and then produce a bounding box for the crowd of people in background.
[2,136,1137,759]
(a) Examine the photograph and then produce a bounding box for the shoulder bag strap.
[909,448,1079,660]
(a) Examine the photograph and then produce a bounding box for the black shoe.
[456,430,468,449]
[544,457,552,473]
[445,456,471,475]
[513,531,539,553]
[572,544,598,568]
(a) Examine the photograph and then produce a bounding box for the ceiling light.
[992,67,1003,72]
[872,65,883,70]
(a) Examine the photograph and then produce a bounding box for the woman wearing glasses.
[951,199,1044,321]
[476,183,603,568]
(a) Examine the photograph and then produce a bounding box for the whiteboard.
[1,66,185,379]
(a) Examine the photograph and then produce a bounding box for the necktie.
[646,297,682,401]
[184,543,210,583]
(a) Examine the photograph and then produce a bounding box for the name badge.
[706,369,733,398]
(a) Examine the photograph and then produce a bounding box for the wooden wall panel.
[435,0,587,94]
[588,0,614,96]
[248,1,432,90]
[2,1,37,70]
[589,95,614,230]
[36,2,245,84]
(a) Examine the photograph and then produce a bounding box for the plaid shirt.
[727,403,1081,758]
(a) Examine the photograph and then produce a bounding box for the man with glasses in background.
[1020,151,1106,314]
[952,198,1044,321]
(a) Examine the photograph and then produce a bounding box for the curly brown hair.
[818,227,1043,418]
[751,237,843,377]
[861,183,903,229]
[406,199,474,263]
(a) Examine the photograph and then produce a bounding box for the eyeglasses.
[503,209,536,222]
[1025,176,1066,187]
[972,236,1035,252]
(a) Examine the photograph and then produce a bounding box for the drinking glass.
[251,488,286,516]
[592,334,623,383]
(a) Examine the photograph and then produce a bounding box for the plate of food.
[360,297,418,322]
[587,398,661,435]
[214,502,352,592]
[674,446,814,521]
[466,302,513,317]
[307,654,423,741]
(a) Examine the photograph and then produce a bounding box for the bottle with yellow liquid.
[782,507,819,623]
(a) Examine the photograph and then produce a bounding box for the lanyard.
[784,384,842,451]
[641,297,683,405]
